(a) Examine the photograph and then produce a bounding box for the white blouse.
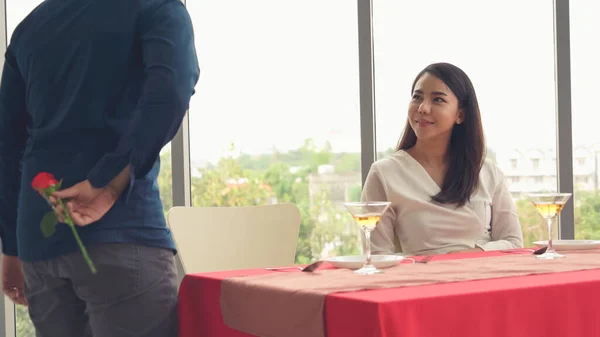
[361,150,524,255]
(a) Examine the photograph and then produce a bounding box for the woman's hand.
[447,247,484,254]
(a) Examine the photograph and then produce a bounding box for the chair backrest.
[166,203,301,274]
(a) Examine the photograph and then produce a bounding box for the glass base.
[354,263,383,275]
[536,250,565,259]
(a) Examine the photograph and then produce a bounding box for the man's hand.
[2,255,27,306]
[52,180,121,226]
[52,165,131,226]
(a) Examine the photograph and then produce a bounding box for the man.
[0,0,199,336]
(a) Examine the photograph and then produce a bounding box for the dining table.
[178,248,600,337]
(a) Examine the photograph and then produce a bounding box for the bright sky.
[7,0,600,165]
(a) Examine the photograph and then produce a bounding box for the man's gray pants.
[22,243,178,337]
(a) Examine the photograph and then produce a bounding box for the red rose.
[31,172,59,190]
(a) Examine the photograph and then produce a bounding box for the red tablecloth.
[178,250,600,337]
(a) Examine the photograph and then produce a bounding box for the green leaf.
[40,211,58,238]
[56,179,63,191]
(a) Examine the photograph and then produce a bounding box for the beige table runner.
[221,251,600,337]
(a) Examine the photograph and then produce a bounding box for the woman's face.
[408,72,464,142]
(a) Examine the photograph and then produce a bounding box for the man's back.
[13,0,141,146]
[0,0,199,261]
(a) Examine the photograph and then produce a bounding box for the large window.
[373,0,558,246]
[186,1,362,262]
[570,0,600,240]
[158,145,173,215]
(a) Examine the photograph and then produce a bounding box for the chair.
[166,203,301,274]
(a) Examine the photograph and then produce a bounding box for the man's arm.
[86,1,199,192]
[0,47,28,256]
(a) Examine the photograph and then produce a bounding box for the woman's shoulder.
[371,150,413,172]
[479,158,507,185]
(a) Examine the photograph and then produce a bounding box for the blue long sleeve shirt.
[0,0,199,261]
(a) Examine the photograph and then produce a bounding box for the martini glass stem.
[363,228,373,267]
[546,218,556,255]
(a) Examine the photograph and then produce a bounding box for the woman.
[362,62,523,255]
